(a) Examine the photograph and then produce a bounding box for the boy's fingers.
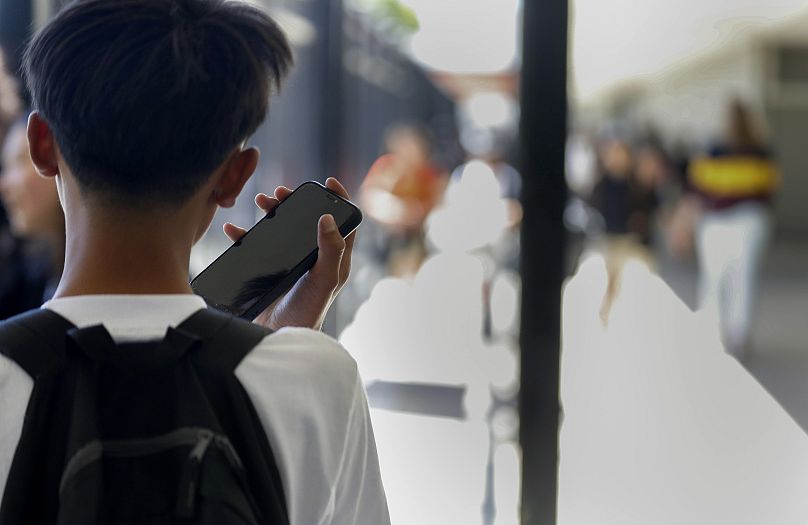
[310,214,346,293]
[342,230,356,266]
[323,178,356,288]
[274,186,293,201]
[325,177,349,199]
[223,222,247,242]
[344,228,356,253]
[254,193,279,212]
[337,229,356,286]
[266,181,347,209]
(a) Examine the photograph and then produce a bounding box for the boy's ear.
[26,111,60,178]
[213,146,260,208]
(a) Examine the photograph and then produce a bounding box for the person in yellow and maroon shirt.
[688,99,779,358]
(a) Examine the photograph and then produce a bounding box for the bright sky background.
[571,0,808,101]
[392,0,808,104]
[400,0,521,74]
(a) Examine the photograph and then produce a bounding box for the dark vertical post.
[518,0,568,523]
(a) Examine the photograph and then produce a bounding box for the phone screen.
[191,182,361,318]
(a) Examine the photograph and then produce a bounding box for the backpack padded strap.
[0,309,76,377]
[176,308,272,371]
[66,324,118,359]
[66,323,203,367]
[0,307,271,375]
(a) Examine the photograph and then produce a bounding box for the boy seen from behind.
[0,0,389,523]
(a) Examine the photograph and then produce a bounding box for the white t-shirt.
[0,294,390,525]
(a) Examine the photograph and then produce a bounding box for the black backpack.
[0,307,290,525]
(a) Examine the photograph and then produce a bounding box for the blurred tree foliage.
[351,0,419,39]
[375,0,418,32]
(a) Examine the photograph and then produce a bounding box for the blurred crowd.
[567,99,779,357]
[344,94,779,363]
[0,33,778,365]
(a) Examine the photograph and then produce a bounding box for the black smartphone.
[190,181,362,320]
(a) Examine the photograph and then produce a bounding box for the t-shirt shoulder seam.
[242,330,358,376]
[255,329,354,358]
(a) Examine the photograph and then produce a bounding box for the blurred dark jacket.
[0,219,52,319]
[591,174,658,245]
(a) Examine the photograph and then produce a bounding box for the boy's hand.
[222,177,356,331]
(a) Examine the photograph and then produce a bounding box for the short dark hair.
[23,0,292,206]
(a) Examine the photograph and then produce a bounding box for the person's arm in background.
[665,159,704,259]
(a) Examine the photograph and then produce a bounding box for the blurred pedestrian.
[0,52,62,317]
[688,99,779,356]
[0,117,65,311]
[590,137,658,321]
[359,123,446,275]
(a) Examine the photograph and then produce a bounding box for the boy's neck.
[54,207,197,298]
[44,229,66,284]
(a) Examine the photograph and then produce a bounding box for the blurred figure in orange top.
[360,123,445,275]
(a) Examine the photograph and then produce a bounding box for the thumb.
[310,214,345,292]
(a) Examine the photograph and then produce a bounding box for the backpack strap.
[174,308,288,524]
[65,323,203,367]
[0,309,76,377]
[175,308,272,371]
[0,307,271,375]
[0,310,77,524]
[53,307,270,370]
